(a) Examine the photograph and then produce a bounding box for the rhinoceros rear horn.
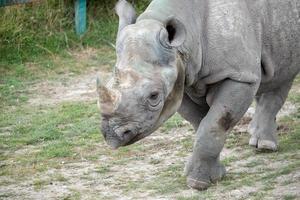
[159,17,186,48]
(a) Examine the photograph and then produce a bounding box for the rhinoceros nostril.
[123,130,132,135]
[115,128,133,139]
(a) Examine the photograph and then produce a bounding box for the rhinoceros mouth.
[124,133,141,146]
[122,127,154,147]
[105,131,147,149]
[125,135,140,146]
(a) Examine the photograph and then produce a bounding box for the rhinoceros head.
[97,0,186,149]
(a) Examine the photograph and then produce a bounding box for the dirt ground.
[1,51,299,199]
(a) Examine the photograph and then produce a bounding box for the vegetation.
[0,0,148,64]
[0,0,149,64]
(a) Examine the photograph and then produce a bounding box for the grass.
[63,192,82,200]
[0,0,149,65]
[1,102,100,151]
[284,195,298,200]
[33,178,51,190]
[161,113,187,133]
[0,1,104,64]
[144,164,187,194]
[95,165,111,174]
[0,102,102,179]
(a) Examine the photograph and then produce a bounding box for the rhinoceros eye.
[149,92,159,101]
[147,91,162,109]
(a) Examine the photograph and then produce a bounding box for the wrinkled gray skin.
[97,0,300,190]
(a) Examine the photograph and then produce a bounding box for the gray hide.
[98,0,300,190]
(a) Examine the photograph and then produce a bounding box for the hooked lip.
[104,117,162,150]
[108,120,162,149]
[105,132,146,150]
[105,139,121,150]
[124,134,143,146]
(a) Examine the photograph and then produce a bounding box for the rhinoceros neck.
[137,0,205,86]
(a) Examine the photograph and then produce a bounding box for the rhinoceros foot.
[249,136,278,151]
[185,156,226,190]
[186,178,211,191]
[248,120,278,151]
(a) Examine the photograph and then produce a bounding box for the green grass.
[149,164,187,194]
[0,102,102,178]
[222,155,238,166]
[0,2,103,64]
[63,191,82,200]
[161,113,186,133]
[261,161,300,180]
[0,102,101,151]
[38,140,74,159]
[284,195,298,200]
[33,178,51,190]
[95,165,111,174]
[0,1,75,64]
[0,0,149,65]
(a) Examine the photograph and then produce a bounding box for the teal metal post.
[75,0,86,36]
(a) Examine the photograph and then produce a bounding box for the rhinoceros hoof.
[249,136,278,151]
[186,164,226,190]
[187,178,210,190]
[249,136,258,147]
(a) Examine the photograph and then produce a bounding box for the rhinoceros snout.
[100,117,140,149]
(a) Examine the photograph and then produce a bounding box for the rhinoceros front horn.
[97,77,120,113]
[159,16,186,49]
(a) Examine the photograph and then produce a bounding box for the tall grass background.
[0,0,149,65]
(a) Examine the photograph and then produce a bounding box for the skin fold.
[97,0,300,190]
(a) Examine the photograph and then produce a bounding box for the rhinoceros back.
[137,0,300,89]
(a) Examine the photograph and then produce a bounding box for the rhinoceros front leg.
[185,80,258,190]
[249,80,293,151]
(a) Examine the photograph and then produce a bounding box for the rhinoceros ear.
[159,17,186,48]
[116,0,136,38]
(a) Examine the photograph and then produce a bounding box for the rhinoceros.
[97,0,300,190]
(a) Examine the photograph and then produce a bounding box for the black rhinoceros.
[97,0,300,190]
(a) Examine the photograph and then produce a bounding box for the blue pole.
[75,0,86,36]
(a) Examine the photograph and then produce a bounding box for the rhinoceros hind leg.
[249,81,293,151]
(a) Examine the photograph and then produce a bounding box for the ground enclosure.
[0,47,299,200]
